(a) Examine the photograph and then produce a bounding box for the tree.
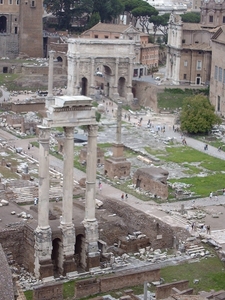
[131,2,158,33]
[87,12,100,29]
[180,95,222,134]
[92,0,124,23]
[44,0,94,30]
[181,12,200,23]
[121,0,158,32]
[149,13,170,42]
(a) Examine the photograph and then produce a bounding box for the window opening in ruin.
[17,0,19,4]
[81,77,87,96]
[9,0,12,4]
[75,234,85,271]
[118,77,126,97]
[15,27,17,34]
[0,0,4,4]
[223,16,225,23]
[217,96,221,112]
[0,16,7,33]
[136,178,141,188]
[183,74,187,80]
[3,67,8,73]
[31,0,36,7]
[51,238,61,277]
[209,15,213,22]
[94,35,98,38]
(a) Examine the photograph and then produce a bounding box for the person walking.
[209,192,213,200]
[125,193,128,200]
[121,193,124,200]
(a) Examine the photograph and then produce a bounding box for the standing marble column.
[113,58,119,99]
[48,50,55,98]
[83,124,100,270]
[59,126,76,275]
[62,127,74,225]
[34,126,53,279]
[38,126,51,228]
[116,101,122,144]
[126,56,134,102]
[75,56,80,95]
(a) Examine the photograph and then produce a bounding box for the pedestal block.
[60,224,76,275]
[104,157,131,179]
[34,226,54,279]
[83,220,100,270]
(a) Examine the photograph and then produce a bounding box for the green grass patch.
[157,88,209,110]
[63,280,75,298]
[182,164,201,175]
[169,173,225,197]
[24,290,33,300]
[160,255,225,293]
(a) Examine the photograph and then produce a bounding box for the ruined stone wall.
[0,226,24,265]
[132,80,158,111]
[11,102,45,113]
[6,114,23,126]
[0,35,19,59]
[101,198,174,249]
[33,282,63,300]
[155,280,189,299]
[22,225,35,273]
[75,268,160,299]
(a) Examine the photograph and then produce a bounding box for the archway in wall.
[0,16,7,33]
[51,238,61,277]
[81,77,88,96]
[57,56,63,62]
[74,234,86,271]
[118,77,126,97]
[132,87,136,98]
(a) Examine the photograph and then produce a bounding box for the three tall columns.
[35,124,99,278]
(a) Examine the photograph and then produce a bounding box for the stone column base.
[126,92,133,102]
[83,220,100,271]
[86,251,100,270]
[34,226,54,279]
[113,92,119,100]
[60,224,76,275]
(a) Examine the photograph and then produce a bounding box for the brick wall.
[33,282,63,300]
[75,268,160,298]
[156,280,189,299]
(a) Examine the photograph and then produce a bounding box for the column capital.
[49,50,55,57]
[38,126,51,142]
[115,57,119,64]
[63,126,74,138]
[91,57,95,64]
[88,124,98,137]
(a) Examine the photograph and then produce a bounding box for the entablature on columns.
[44,95,97,128]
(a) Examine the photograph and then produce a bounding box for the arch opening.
[51,238,62,277]
[75,234,86,272]
[81,77,88,96]
[118,77,126,97]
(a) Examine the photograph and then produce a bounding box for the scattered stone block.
[1,199,9,206]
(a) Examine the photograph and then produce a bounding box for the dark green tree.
[87,11,101,29]
[131,2,158,33]
[181,12,200,23]
[92,0,124,23]
[180,95,222,134]
[44,0,94,30]
[149,13,170,42]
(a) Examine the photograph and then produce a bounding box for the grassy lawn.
[160,254,225,293]
[157,88,209,110]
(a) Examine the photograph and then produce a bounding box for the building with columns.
[166,13,214,85]
[166,0,225,86]
[34,94,100,279]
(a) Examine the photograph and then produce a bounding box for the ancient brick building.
[0,0,43,58]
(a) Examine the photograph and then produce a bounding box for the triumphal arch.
[66,38,136,102]
[34,60,100,278]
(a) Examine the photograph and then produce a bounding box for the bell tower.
[19,0,43,57]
